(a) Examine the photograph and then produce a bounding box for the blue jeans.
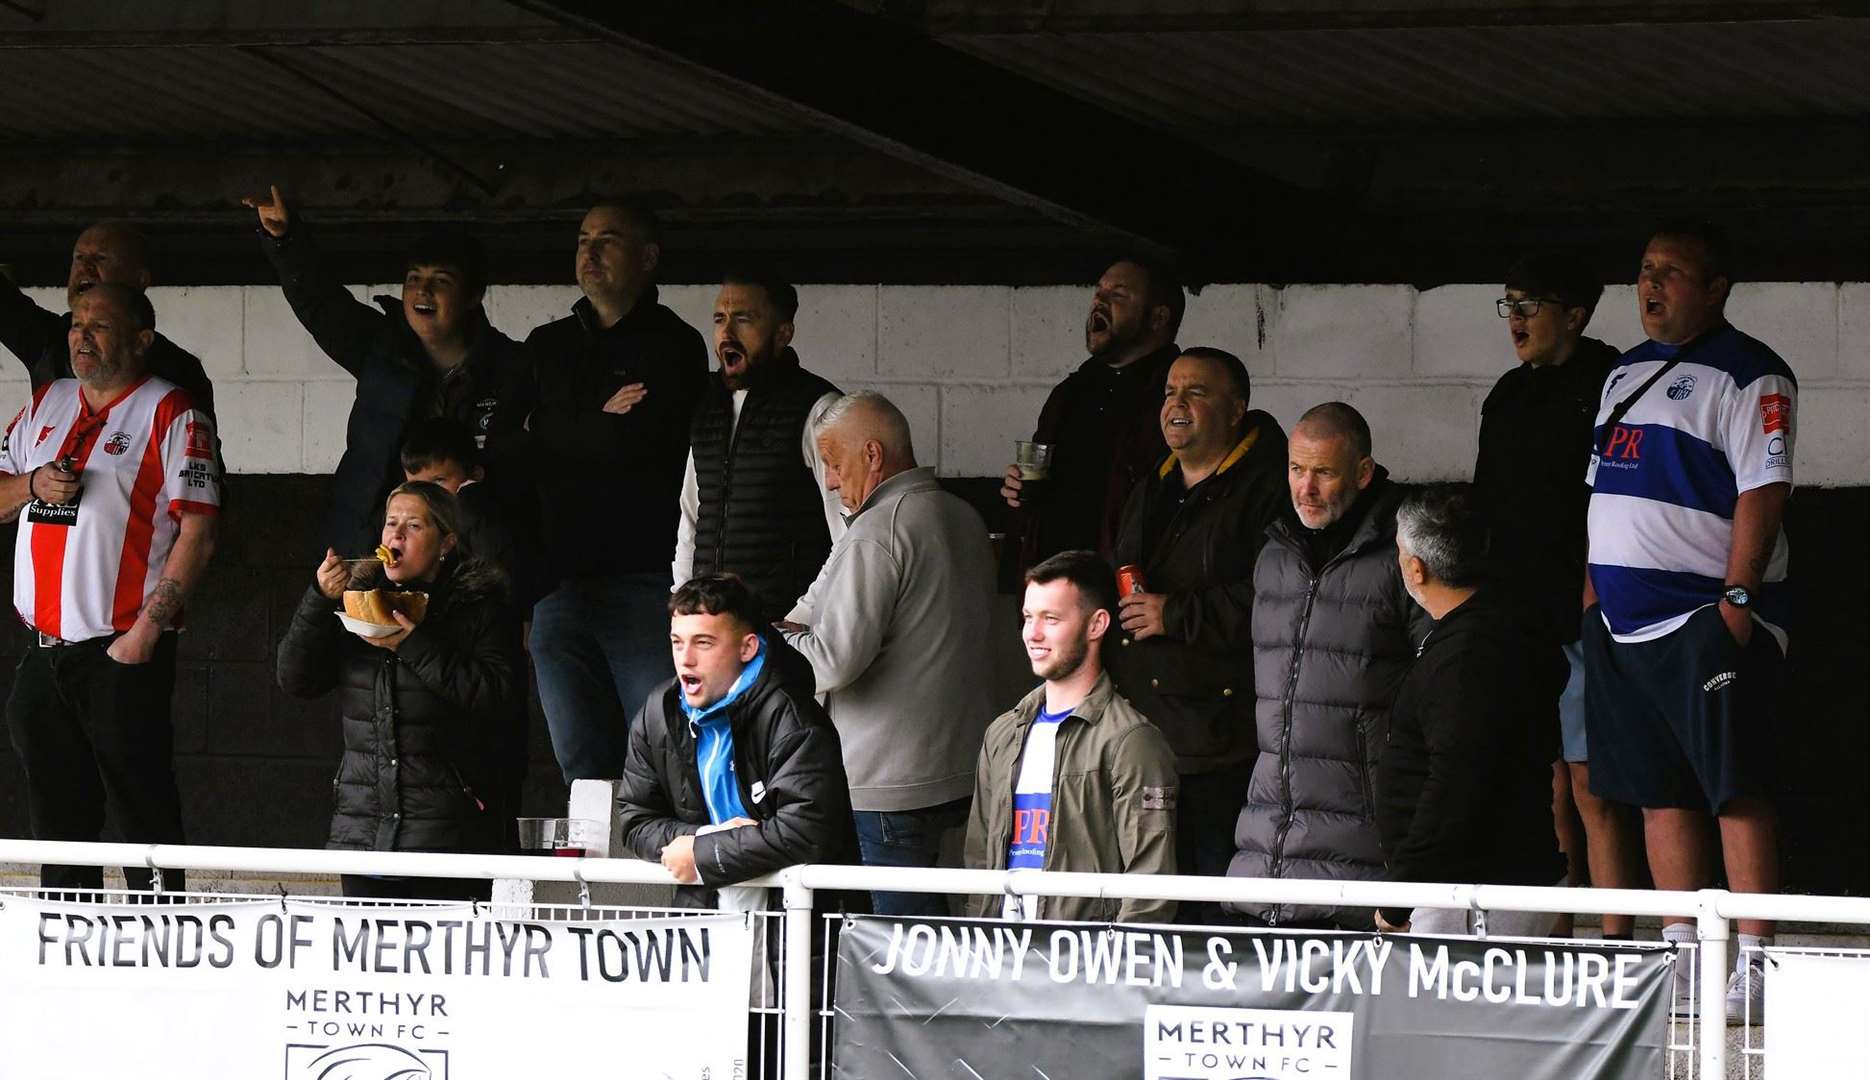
[852,798,970,917]
[529,572,672,783]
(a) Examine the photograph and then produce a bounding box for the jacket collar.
[1008,669,1120,733]
[1156,423,1262,481]
[849,465,937,521]
[571,285,663,336]
[1269,465,1401,559]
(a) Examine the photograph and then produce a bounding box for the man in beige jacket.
[963,550,1179,924]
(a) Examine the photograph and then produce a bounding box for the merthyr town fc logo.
[282,986,453,1079]
[1145,1004,1354,1080]
[283,1041,448,1080]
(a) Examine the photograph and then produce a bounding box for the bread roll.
[342,589,429,628]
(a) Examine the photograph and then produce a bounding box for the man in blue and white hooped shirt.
[1582,221,1794,1023]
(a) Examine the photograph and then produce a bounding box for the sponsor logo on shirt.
[1760,393,1791,434]
[1666,374,1697,400]
[1703,671,1739,693]
[1600,424,1644,462]
[103,431,132,456]
[184,421,214,460]
[1604,370,1629,397]
[25,499,78,527]
[1766,434,1789,469]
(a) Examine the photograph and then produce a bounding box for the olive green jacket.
[962,671,1179,923]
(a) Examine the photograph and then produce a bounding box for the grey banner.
[834,916,1671,1080]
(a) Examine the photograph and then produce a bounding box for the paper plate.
[336,612,400,638]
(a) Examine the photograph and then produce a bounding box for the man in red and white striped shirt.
[0,283,220,893]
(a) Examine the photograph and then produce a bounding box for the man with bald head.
[1104,347,1286,895]
[1227,402,1431,929]
[779,391,996,915]
[0,283,222,894]
[0,221,217,417]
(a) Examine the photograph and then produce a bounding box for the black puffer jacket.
[616,632,859,905]
[1105,413,1288,773]
[276,562,525,854]
[1227,473,1434,926]
[259,226,530,555]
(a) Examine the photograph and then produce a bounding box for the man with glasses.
[1471,254,1637,940]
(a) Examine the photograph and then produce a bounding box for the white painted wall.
[4,281,1866,483]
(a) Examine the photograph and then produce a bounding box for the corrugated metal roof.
[0,39,816,142]
[948,19,1870,129]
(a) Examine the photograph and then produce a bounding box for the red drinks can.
[1117,564,1146,597]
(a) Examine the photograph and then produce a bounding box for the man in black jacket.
[244,185,529,554]
[1377,484,1566,936]
[617,574,858,895]
[516,200,710,783]
[672,265,842,621]
[1106,347,1286,888]
[1473,253,1639,938]
[1001,257,1184,569]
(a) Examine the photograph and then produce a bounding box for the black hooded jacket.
[276,560,526,855]
[1105,411,1289,773]
[616,632,859,902]
[1375,587,1567,923]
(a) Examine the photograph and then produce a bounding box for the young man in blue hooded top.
[617,574,858,897]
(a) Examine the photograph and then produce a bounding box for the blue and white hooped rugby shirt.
[1585,322,1796,651]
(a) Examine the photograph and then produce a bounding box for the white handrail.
[16,836,1870,1080]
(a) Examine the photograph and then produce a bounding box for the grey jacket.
[784,467,997,811]
[1226,474,1433,926]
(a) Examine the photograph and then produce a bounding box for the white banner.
[1766,949,1870,1078]
[0,897,753,1079]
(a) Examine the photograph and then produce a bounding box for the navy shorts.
[1581,604,1782,813]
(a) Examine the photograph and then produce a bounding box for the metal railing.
[3,837,1867,1080]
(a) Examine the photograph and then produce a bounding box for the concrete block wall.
[5,281,1867,484]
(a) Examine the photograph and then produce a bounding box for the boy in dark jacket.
[1376,484,1566,936]
[244,184,530,555]
[617,574,859,901]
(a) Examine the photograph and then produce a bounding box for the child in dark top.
[399,417,550,615]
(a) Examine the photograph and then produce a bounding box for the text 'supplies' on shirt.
[1003,704,1070,921]
[1585,323,1795,649]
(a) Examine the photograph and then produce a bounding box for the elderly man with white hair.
[778,390,996,916]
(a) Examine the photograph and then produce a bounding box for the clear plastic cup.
[517,817,601,858]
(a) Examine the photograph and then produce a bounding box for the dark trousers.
[853,797,970,917]
[529,572,672,782]
[340,874,493,902]
[1176,764,1254,925]
[5,633,186,893]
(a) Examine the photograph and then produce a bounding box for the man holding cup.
[1001,257,1184,569]
[616,574,858,897]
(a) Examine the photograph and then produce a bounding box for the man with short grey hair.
[1227,402,1430,929]
[780,390,996,916]
[1375,483,1566,936]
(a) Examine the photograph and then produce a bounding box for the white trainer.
[1725,955,1765,1025]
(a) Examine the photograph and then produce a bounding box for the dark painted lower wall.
[0,476,1863,897]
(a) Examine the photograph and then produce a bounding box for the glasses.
[1496,297,1558,318]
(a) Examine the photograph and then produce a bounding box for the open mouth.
[1088,310,1110,334]
[1644,298,1664,317]
[1167,416,1192,429]
[720,345,746,367]
[1511,330,1530,347]
[71,279,97,296]
[410,303,437,317]
[679,673,703,694]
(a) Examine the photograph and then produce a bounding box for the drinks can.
[1117,564,1146,597]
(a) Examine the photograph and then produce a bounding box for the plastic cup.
[1014,440,1054,481]
[517,817,601,858]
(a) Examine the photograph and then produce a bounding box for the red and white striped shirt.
[1,375,221,642]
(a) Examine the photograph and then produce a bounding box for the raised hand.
[241,184,291,239]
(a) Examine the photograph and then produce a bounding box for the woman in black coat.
[277,480,525,900]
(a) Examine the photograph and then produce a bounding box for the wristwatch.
[1721,585,1752,609]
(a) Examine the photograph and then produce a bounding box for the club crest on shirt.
[1666,374,1697,400]
[103,431,132,456]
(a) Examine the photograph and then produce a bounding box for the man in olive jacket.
[618,575,858,900]
[965,551,1178,924]
[1106,347,1287,884]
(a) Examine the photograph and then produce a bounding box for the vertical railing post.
[781,868,815,1080]
[1697,889,1730,1079]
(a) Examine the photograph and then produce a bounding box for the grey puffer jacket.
[1226,473,1433,927]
